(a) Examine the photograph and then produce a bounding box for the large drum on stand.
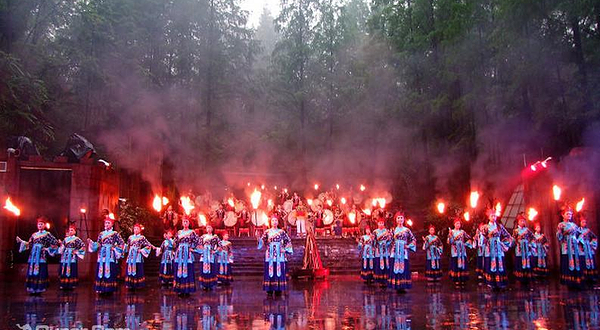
[251,209,268,226]
[287,210,298,226]
[323,209,334,225]
[224,211,237,227]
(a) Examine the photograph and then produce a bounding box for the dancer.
[474,222,486,280]
[578,215,598,286]
[173,216,200,296]
[513,214,535,284]
[422,225,443,282]
[532,223,549,278]
[258,217,293,295]
[16,216,59,294]
[388,212,416,292]
[198,225,220,290]
[58,225,86,290]
[448,218,472,287]
[373,218,391,286]
[556,206,583,288]
[358,228,376,283]
[157,230,175,286]
[124,223,153,290]
[483,207,512,290]
[217,233,234,285]
[88,215,125,294]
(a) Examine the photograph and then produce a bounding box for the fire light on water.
[436,202,445,214]
[470,191,480,208]
[464,212,470,222]
[495,203,502,217]
[527,208,538,221]
[3,197,21,216]
[552,185,562,201]
[250,189,261,210]
[153,195,162,212]
[576,198,585,212]
[180,196,195,215]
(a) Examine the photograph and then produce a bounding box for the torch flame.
[162,197,169,206]
[198,213,207,226]
[527,208,538,221]
[80,208,87,214]
[363,209,372,216]
[250,189,261,210]
[153,195,162,212]
[360,185,366,192]
[228,198,235,208]
[552,185,562,201]
[436,202,445,214]
[108,212,115,220]
[348,211,356,224]
[495,202,502,217]
[407,219,413,226]
[464,212,470,221]
[268,199,274,208]
[284,188,288,193]
[261,184,265,190]
[341,197,347,205]
[314,184,319,191]
[470,191,480,208]
[180,196,195,215]
[45,222,51,230]
[371,199,378,207]
[327,199,333,207]
[307,199,313,206]
[576,198,585,212]
[336,184,340,190]
[3,197,21,216]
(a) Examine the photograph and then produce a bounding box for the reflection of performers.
[388,212,416,292]
[513,214,534,284]
[88,216,124,294]
[58,225,86,290]
[578,215,598,285]
[16,216,59,294]
[532,223,549,278]
[124,224,152,290]
[557,206,583,288]
[373,219,391,285]
[258,217,293,295]
[358,228,375,282]
[264,298,288,330]
[448,219,472,286]
[173,217,200,296]
[198,225,220,290]
[422,225,443,282]
[483,208,512,290]
[157,230,175,286]
[217,233,234,285]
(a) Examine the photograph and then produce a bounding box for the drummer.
[274,205,287,228]
[214,203,226,229]
[314,206,325,229]
[237,203,252,237]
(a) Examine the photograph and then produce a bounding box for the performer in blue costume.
[423,225,443,282]
[483,208,512,290]
[372,218,391,286]
[88,215,125,294]
[513,214,535,284]
[357,227,375,283]
[16,216,59,294]
[57,225,85,290]
[198,225,220,290]
[556,206,583,288]
[173,216,200,296]
[124,223,153,290]
[217,233,234,285]
[532,223,549,278]
[578,215,598,286]
[258,217,293,295]
[388,212,416,292]
[448,218,472,287]
[474,222,486,280]
[156,230,175,286]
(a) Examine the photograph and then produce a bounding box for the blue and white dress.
[448,229,472,284]
[532,232,549,277]
[483,221,512,289]
[373,228,391,284]
[513,226,535,283]
[423,234,443,281]
[388,226,416,290]
[358,233,375,282]
[557,221,583,287]
[58,235,85,289]
[217,240,234,284]
[198,233,220,289]
[579,227,598,284]
[89,229,125,293]
[474,228,486,278]
[258,228,293,292]
[18,230,58,293]
[157,237,175,285]
[173,229,200,294]
[124,234,152,289]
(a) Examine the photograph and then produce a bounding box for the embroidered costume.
[157,237,175,285]
[258,228,293,292]
[58,235,85,289]
[448,229,472,284]
[217,239,234,284]
[18,230,58,293]
[388,226,416,290]
[173,229,200,294]
[423,234,443,281]
[358,233,376,282]
[89,229,125,293]
[124,233,152,289]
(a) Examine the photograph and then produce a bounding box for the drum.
[210,201,221,212]
[283,200,294,213]
[287,210,297,225]
[310,199,323,212]
[323,209,334,225]
[224,211,237,227]
[251,209,268,226]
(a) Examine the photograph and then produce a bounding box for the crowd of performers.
[15,192,597,297]
[357,205,598,292]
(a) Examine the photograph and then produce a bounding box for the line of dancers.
[358,206,597,291]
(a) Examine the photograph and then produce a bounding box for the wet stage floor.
[1,275,599,329]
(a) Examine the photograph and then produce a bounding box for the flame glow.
[348,211,356,224]
[371,199,378,207]
[527,208,538,221]
[80,208,87,214]
[327,200,333,207]
[495,203,502,217]
[470,191,480,208]
[360,185,366,192]
[45,222,51,230]
[341,197,347,205]
[153,195,162,212]
[576,198,585,212]
[464,212,470,221]
[363,209,372,216]
[268,199,274,208]
[198,213,207,226]
[3,197,21,216]
[407,219,413,226]
[437,202,445,214]
[250,189,261,210]
[552,185,562,201]
[336,184,340,190]
[108,213,115,220]
[162,197,169,206]
[314,184,319,191]
[228,198,235,207]
[307,199,313,206]
[180,196,195,215]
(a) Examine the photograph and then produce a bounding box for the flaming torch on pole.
[3,197,21,217]
[527,208,538,221]
[152,195,163,213]
[250,189,261,229]
[436,202,446,215]
[575,198,585,213]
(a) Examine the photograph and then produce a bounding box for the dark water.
[1,276,599,329]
